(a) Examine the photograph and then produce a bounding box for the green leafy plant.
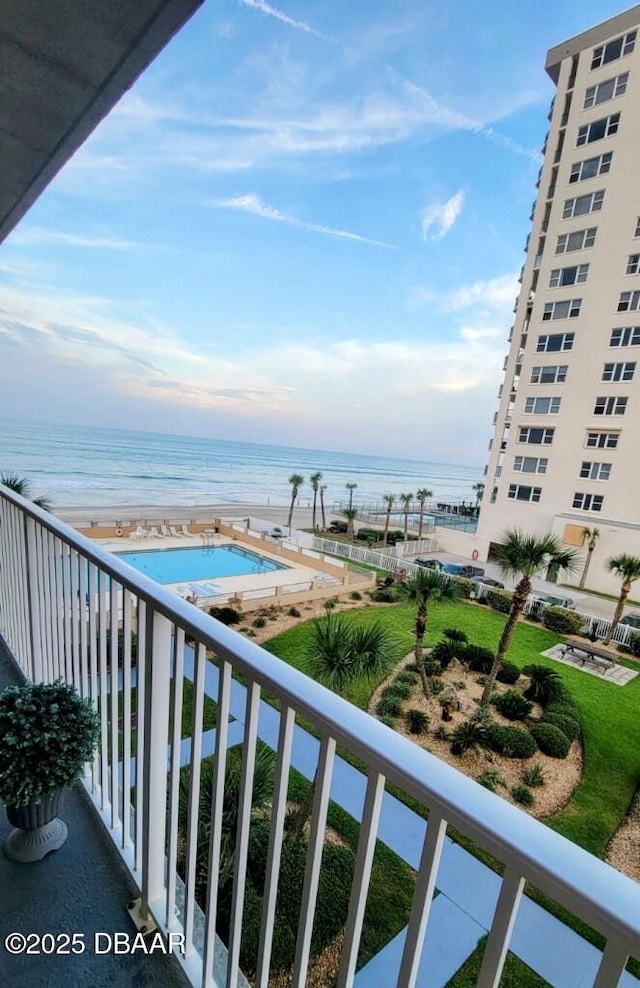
[382,681,413,701]
[349,591,363,601]
[395,669,418,686]
[496,661,521,685]
[431,628,468,671]
[377,695,404,718]
[0,681,100,807]
[406,709,429,734]
[287,607,301,618]
[428,677,444,696]
[511,784,535,807]
[486,588,514,614]
[477,770,505,792]
[252,616,267,628]
[463,645,495,674]
[209,605,242,626]
[522,763,546,788]
[542,606,584,635]
[369,587,398,603]
[531,723,571,758]
[449,576,476,599]
[540,711,580,742]
[522,664,562,704]
[493,690,533,721]
[450,719,486,756]
[484,724,537,759]
[433,724,450,741]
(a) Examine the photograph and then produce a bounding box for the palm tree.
[346,482,357,511]
[1,473,51,511]
[480,531,579,706]
[343,507,358,543]
[578,527,600,590]
[287,609,395,837]
[382,494,395,546]
[319,484,327,531]
[603,554,640,645]
[472,482,485,509]
[415,488,433,539]
[400,493,413,542]
[398,569,459,697]
[286,473,304,531]
[310,472,322,532]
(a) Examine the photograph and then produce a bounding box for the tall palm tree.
[286,473,304,531]
[287,609,395,837]
[319,484,327,531]
[400,493,413,542]
[415,488,433,539]
[1,473,51,511]
[578,527,600,590]
[472,482,485,509]
[343,507,358,542]
[310,471,322,532]
[346,482,357,511]
[398,569,459,697]
[382,494,395,546]
[480,530,579,705]
[603,554,640,644]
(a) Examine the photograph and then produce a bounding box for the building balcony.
[1,488,639,988]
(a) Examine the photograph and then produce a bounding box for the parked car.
[469,575,504,589]
[533,593,575,610]
[415,558,443,570]
[620,612,640,629]
[441,562,486,579]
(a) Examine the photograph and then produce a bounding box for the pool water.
[116,544,285,584]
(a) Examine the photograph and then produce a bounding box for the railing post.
[23,515,44,683]
[139,606,172,923]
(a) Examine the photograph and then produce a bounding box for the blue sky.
[0,0,629,464]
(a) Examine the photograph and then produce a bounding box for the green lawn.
[445,938,550,987]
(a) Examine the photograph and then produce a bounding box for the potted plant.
[0,680,100,862]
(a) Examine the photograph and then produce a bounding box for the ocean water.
[0,419,482,510]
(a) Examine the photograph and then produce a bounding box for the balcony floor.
[0,641,189,988]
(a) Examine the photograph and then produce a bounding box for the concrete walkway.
[178,649,639,988]
[541,644,638,685]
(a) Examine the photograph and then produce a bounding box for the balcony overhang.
[0,0,204,244]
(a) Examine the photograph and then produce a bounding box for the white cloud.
[8,228,143,251]
[441,273,518,313]
[207,193,395,247]
[239,0,329,41]
[419,190,465,242]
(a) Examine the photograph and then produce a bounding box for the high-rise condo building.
[476,4,640,594]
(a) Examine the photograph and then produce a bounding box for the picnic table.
[560,638,617,675]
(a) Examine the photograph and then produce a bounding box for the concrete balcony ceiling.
[0,0,204,244]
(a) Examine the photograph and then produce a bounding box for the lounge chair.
[180,524,194,537]
[160,525,170,537]
[168,526,180,537]
[131,525,148,540]
[149,526,161,538]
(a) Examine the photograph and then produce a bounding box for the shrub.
[627,631,640,658]
[544,699,580,722]
[356,527,379,542]
[404,661,420,673]
[209,605,242,626]
[428,677,444,696]
[493,690,533,721]
[382,681,413,701]
[406,709,429,734]
[522,664,562,705]
[329,520,348,534]
[449,576,476,599]
[496,662,521,685]
[484,724,537,759]
[325,597,339,610]
[377,695,404,718]
[423,658,441,677]
[540,711,580,742]
[369,587,397,603]
[287,606,301,618]
[431,640,457,670]
[380,714,396,728]
[433,724,450,741]
[522,763,546,788]
[443,628,469,644]
[511,785,535,807]
[477,770,505,792]
[450,719,486,756]
[396,670,418,686]
[252,616,267,628]
[349,591,363,601]
[531,723,571,758]
[542,606,584,635]
[463,645,495,674]
[486,588,514,613]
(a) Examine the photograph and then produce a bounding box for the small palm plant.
[522,664,561,704]
[398,569,459,697]
[604,554,640,644]
[472,482,485,509]
[343,507,358,542]
[382,494,395,546]
[415,487,433,539]
[431,628,469,671]
[286,473,304,530]
[578,527,600,590]
[1,473,51,511]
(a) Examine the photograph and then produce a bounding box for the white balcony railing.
[1,487,640,987]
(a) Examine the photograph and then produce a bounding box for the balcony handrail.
[1,484,639,978]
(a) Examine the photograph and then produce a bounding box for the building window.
[524,396,562,414]
[518,427,555,445]
[594,395,628,415]
[576,113,620,146]
[618,291,640,312]
[508,484,542,503]
[580,461,612,481]
[635,217,640,238]
[569,152,612,183]
[549,264,589,287]
[530,364,568,384]
[562,190,605,218]
[542,299,582,320]
[514,456,548,474]
[626,254,640,275]
[602,361,636,381]
[536,332,575,352]
[586,431,619,448]
[572,492,604,512]
[556,228,597,253]
[591,30,636,69]
[583,72,629,108]
[610,326,640,347]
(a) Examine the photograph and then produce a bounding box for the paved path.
[174,649,639,988]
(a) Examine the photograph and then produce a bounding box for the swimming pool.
[115,544,285,584]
